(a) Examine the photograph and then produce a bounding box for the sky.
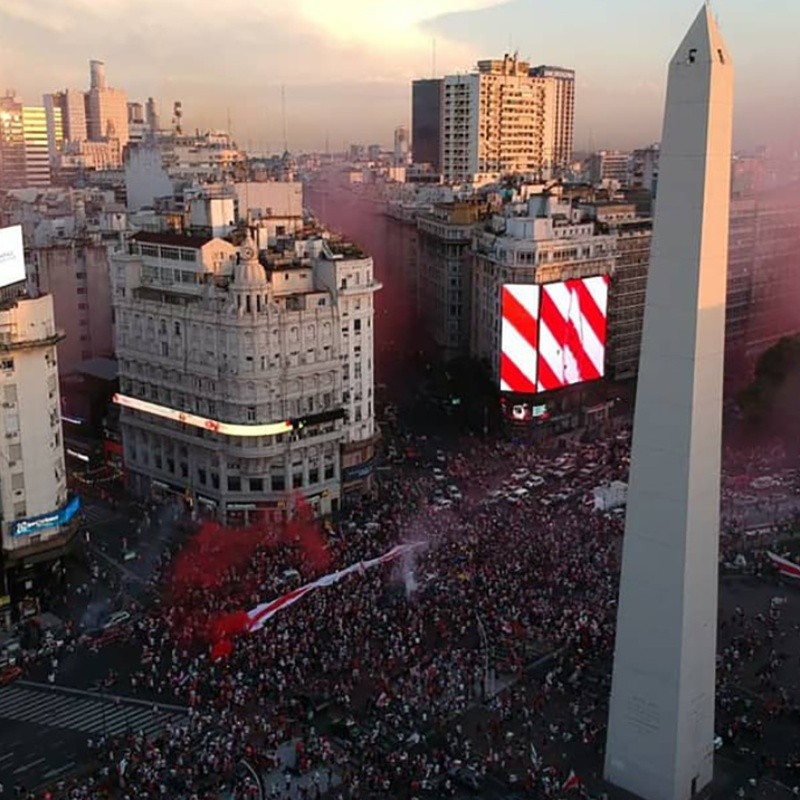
[0,0,798,155]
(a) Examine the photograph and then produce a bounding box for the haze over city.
[2,3,800,799]
[1,0,798,153]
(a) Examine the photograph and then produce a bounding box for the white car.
[103,611,131,630]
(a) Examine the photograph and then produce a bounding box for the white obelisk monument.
[604,6,733,800]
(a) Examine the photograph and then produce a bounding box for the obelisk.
[604,6,734,800]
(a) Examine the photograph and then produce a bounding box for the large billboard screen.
[500,276,609,394]
[500,284,540,393]
[537,275,609,391]
[0,225,25,290]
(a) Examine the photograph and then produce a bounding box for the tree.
[737,335,800,430]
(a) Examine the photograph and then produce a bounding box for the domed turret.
[233,231,267,289]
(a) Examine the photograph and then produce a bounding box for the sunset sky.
[0,0,797,155]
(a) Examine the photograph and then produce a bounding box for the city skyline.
[0,0,797,155]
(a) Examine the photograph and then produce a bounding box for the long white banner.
[246,543,424,632]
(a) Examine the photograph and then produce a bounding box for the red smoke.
[163,500,330,656]
[281,492,331,572]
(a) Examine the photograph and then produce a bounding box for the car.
[103,611,131,630]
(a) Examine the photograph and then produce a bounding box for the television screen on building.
[500,284,541,393]
[537,275,610,390]
[0,225,25,290]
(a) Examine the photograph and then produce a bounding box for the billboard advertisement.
[500,275,609,394]
[500,284,540,393]
[10,496,81,538]
[0,225,26,290]
[537,276,609,391]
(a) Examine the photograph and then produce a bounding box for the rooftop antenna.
[226,106,232,137]
[281,85,288,154]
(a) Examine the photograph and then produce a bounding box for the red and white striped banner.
[500,284,540,393]
[767,551,800,580]
[537,276,609,392]
[246,543,424,632]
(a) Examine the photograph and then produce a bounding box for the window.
[354,319,361,333]
[309,467,319,485]
[174,321,181,335]
[271,474,285,492]
[0,358,14,371]
[227,476,241,492]
[246,406,256,422]
[211,473,220,489]
[161,341,169,356]
[249,477,264,492]
[198,468,207,486]
[75,272,86,279]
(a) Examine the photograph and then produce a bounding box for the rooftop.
[131,231,219,249]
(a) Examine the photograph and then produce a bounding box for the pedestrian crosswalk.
[0,684,187,739]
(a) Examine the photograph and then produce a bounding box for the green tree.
[737,335,800,427]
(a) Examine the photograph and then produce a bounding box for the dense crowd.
[25,420,800,800]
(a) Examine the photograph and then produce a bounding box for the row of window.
[127,448,336,491]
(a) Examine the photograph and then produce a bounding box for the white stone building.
[0,294,77,623]
[111,229,380,523]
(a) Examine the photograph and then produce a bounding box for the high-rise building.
[0,94,60,188]
[145,97,160,133]
[530,65,575,172]
[630,144,661,195]
[412,79,443,173]
[393,125,410,166]
[111,228,380,522]
[44,89,88,143]
[0,93,26,189]
[605,7,734,800]
[86,60,129,146]
[0,292,78,624]
[440,55,573,184]
[588,149,631,185]
[21,106,57,187]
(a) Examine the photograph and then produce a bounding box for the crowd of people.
[21,417,800,800]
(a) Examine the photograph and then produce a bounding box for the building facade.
[416,203,481,359]
[529,65,575,173]
[86,60,129,146]
[471,192,615,388]
[44,89,88,143]
[411,79,443,173]
[0,94,61,188]
[112,230,380,523]
[28,242,114,373]
[440,56,575,184]
[0,294,76,625]
[588,150,631,186]
[603,216,651,381]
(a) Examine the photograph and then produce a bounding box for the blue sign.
[343,460,375,482]
[10,496,81,538]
